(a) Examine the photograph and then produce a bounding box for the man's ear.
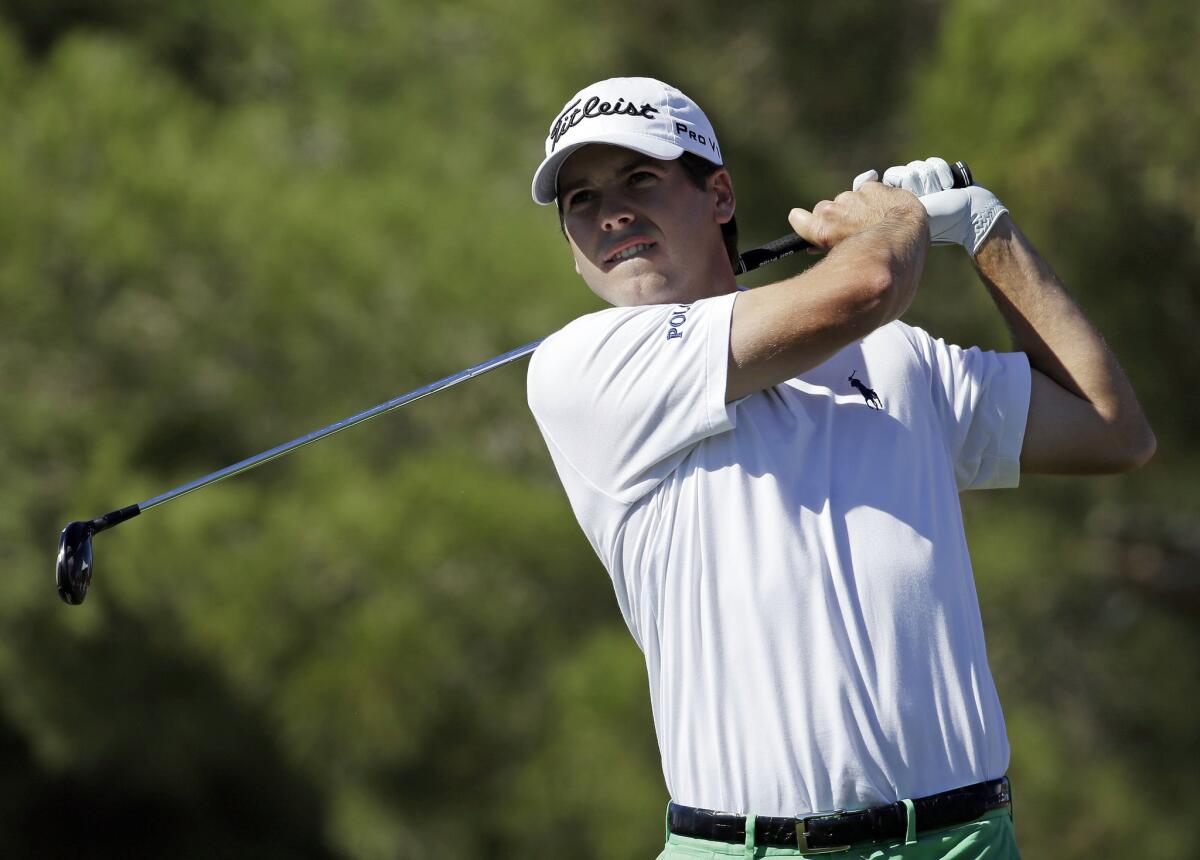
[709,169,736,225]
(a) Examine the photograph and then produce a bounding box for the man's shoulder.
[527,295,734,416]
[527,306,641,411]
[859,319,928,363]
[535,305,642,353]
[530,306,631,385]
[530,301,699,371]
[870,318,923,346]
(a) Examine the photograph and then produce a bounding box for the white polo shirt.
[526,290,1031,817]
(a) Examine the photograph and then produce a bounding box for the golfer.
[526,77,1154,859]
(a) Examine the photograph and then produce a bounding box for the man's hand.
[875,157,1007,256]
[786,181,927,252]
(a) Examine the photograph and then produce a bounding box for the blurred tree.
[0,1,1193,858]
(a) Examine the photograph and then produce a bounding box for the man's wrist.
[964,189,1009,256]
[972,212,1016,266]
[887,196,931,242]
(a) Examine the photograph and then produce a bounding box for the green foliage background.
[1,1,1195,857]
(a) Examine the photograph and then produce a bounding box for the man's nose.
[600,197,635,232]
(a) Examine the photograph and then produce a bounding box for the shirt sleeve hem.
[971,350,1032,491]
[999,350,1031,487]
[705,291,739,435]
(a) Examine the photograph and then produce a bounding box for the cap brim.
[531,133,685,205]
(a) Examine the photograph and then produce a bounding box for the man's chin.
[599,270,678,307]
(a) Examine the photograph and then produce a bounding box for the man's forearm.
[973,214,1155,458]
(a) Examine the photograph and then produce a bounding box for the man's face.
[556,144,736,307]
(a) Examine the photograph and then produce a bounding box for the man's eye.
[566,189,595,208]
[629,171,656,185]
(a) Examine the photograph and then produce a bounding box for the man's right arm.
[726,182,930,401]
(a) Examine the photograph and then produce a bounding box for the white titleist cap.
[531,76,723,205]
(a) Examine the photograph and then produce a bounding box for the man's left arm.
[972,214,1156,474]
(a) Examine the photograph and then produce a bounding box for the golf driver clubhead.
[55,159,973,605]
[55,505,141,604]
[56,521,93,605]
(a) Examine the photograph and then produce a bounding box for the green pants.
[656,804,1020,860]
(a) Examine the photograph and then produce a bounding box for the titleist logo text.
[549,96,659,150]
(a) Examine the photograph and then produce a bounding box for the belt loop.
[901,799,917,846]
[664,801,671,844]
[744,812,757,859]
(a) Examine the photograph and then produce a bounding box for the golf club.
[56,161,973,605]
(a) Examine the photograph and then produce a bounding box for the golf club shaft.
[136,339,541,513]
[96,160,977,525]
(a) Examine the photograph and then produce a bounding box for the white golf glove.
[852,157,1007,256]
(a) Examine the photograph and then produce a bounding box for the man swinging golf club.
[526,76,1155,859]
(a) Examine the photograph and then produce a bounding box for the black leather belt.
[668,777,1011,853]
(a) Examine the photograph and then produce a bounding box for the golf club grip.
[734,160,973,275]
[735,234,808,274]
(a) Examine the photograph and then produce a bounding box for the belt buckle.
[796,811,851,854]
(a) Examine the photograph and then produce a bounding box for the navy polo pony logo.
[848,370,882,410]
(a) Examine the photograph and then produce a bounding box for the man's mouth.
[604,239,657,264]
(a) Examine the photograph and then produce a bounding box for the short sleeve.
[901,324,1031,491]
[527,293,738,505]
